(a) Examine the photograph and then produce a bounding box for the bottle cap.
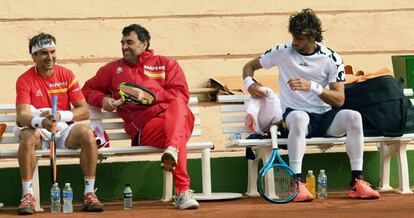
[308,170,313,174]
[320,169,325,173]
[65,183,70,186]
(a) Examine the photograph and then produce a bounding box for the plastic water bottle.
[306,170,316,198]
[62,183,73,213]
[123,184,133,210]
[233,133,241,140]
[50,183,61,213]
[317,169,328,199]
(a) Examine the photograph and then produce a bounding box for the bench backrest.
[0,97,201,146]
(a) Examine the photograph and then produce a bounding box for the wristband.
[31,117,45,128]
[58,111,74,122]
[309,81,323,95]
[243,76,255,90]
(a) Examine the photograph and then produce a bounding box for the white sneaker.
[161,146,178,171]
[174,189,199,209]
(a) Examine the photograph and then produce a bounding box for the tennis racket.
[113,82,156,106]
[50,95,58,184]
[257,125,298,203]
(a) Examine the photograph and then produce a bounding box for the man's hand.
[248,83,267,98]
[40,109,61,121]
[102,96,117,112]
[40,114,54,131]
[287,77,311,91]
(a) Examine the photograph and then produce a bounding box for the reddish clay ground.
[1,191,413,218]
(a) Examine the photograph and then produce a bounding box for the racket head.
[118,82,156,105]
[257,163,298,203]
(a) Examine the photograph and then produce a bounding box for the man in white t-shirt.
[242,8,380,202]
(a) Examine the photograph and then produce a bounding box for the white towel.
[245,87,282,133]
[13,106,68,140]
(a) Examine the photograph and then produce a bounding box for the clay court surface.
[1,191,413,218]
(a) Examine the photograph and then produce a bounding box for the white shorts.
[14,124,76,150]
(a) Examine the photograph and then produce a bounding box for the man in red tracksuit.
[82,24,199,209]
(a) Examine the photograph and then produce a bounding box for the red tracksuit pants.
[139,99,194,195]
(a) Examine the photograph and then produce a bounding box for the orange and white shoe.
[82,192,104,212]
[17,193,35,215]
[293,182,314,202]
[348,179,380,199]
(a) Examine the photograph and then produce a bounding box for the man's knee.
[287,111,309,129]
[345,110,363,129]
[19,129,40,147]
[71,124,95,145]
[347,110,362,122]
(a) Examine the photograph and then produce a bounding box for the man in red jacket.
[82,24,199,209]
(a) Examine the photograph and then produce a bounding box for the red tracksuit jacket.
[82,49,190,141]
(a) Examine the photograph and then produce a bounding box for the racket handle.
[112,99,123,107]
[270,125,278,149]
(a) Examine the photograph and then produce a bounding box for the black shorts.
[283,107,341,138]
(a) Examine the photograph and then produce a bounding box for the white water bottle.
[50,183,61,213]
[123,184,133,210]
[317,169,328,199]
[62,183,73,213]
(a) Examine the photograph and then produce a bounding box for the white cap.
[65,183,70,186]
[308,170,313,174]
[320,169,325,173]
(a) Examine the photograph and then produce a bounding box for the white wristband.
[243,76,255,90]
[31,117,45,128]
[58,111,74,122]
[309,81,323,95]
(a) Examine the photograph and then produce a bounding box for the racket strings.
[272,167,297,199]
[119,84,155,105]
[259,166,297,202]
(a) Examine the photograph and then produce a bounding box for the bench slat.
[191,129,202,136]
[0,104,15,113]
[222,126,248,134]
[0,115,16,122]
[404,89,413,96]
[221,116,245,123]
[220,105,247,113]
[1,136,19,144]
[217,95,250,103]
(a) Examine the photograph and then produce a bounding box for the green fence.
[392,55,414,91]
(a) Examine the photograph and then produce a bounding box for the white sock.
[22,180,33,196]
[84,178,95,194]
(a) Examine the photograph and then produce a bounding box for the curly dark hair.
[28,33,56,54]
[288,8,324,42]
[122,24,151,50]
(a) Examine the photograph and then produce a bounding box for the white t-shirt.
[259,42,345,114]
